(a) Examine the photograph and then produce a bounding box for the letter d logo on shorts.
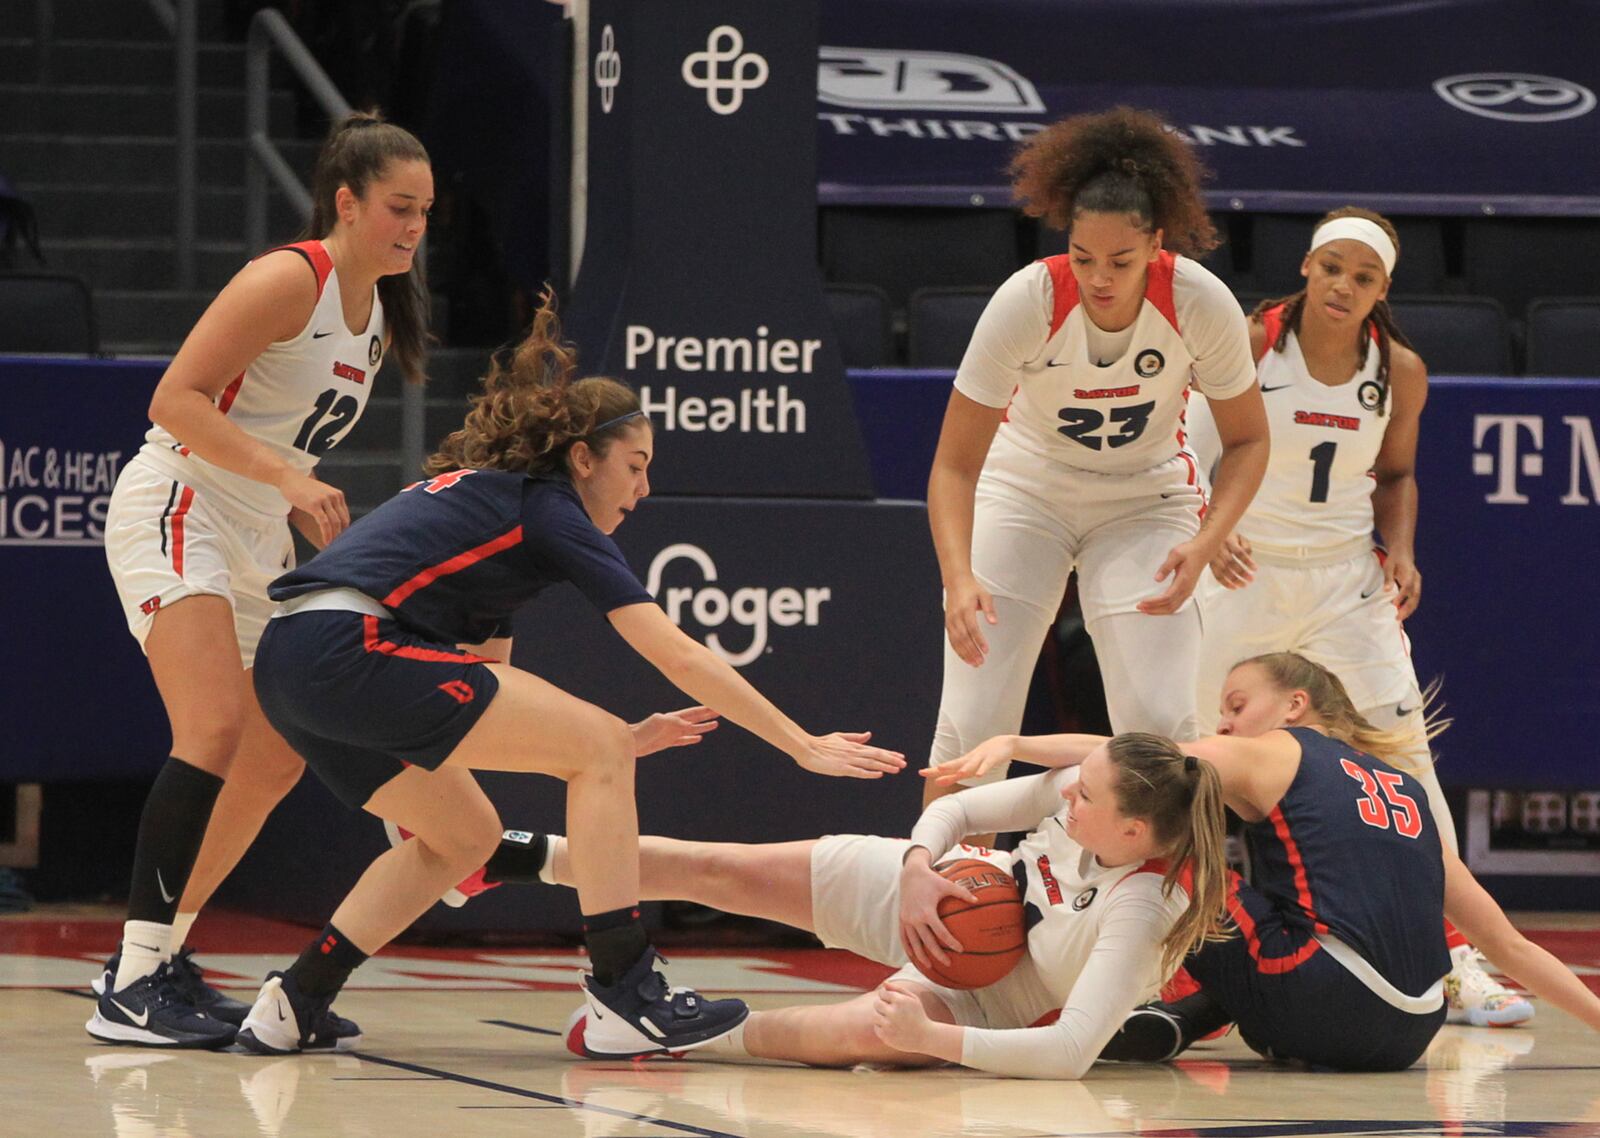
[646,542,830,666]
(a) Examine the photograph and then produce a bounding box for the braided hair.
[1252,207,1414,417]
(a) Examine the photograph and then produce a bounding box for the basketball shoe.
[383,820,502,907]
[235,971,363,1054]
[93,946,251,1025]
[85,962,239,1049]
[1444,945,1535,1027]
[565,950,748,1060]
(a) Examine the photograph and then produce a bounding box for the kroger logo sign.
[1434,73,1596,122]
[645,543,831,667]
[818,47,1044,113]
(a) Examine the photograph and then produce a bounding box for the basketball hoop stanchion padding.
[566,0,873,498]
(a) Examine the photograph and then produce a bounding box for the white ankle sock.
[114,920,171,991]
[696,1020,749,1057]
[539,836,566,885]
[169,911,198,953]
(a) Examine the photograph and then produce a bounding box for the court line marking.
[350,1051,745,1138]
[481,1017,562,1037]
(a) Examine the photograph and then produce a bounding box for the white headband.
[1308,217,1397,278]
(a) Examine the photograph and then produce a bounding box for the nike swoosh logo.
[111,999,150,1027]
[1396,704,1417,717]
[312,330,334,339]
[1045,359,1071,367]
[1260,384,1292,393]
[1160,490,1195,499]
[157,869,175,904]
[276,1004,288,1021]
[1359,585,1379,599]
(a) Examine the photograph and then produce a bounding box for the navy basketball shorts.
[253,610,500,808]
[1185,875,1445,1071]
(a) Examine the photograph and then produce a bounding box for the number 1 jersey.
[140,240,385,522]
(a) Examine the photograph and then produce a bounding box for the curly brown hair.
[1010,106,1218,257]
[1252,206,1415,416]
[425,288,643,477]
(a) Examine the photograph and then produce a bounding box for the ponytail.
[425,287,643,477]
[1106,734,1232,977]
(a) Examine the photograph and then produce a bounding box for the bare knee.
[170,716,246,771]
[421,798,501,872]
[569,715,635,785]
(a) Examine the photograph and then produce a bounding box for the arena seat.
[1386,296,1511,375]
[1251,214,1451,298]
[1524,298,1600,378]
[1464,219,1600,316]
[0,273,98,354]
[907,286,991,368]
[820,207,1020,310]
[824,283,895,368]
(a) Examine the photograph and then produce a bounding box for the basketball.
[913,858,1027,990]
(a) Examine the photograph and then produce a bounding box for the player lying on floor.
[929,652,1600,1070]
[528,731,1228,1079]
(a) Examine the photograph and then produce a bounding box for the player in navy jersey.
[931,653,1600,1070]
[88,111,433,1049]
[922,107,1269,823]
[232,294,906,1059]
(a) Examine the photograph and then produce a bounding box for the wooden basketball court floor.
[3,907,1598,1138]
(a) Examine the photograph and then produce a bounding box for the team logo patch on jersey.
[1035,854,1064,906]
[1134,349,1165,378]
[332,361,367,385]
[1357,379,1384,411]
[369,335,383,367]
[438,680,475,704]
[1071,887,1098,911]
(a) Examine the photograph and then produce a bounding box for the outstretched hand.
[630,706,720,757]
[919,735,1012,787]
[793,731,906,779]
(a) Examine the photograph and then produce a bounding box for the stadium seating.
[907,287,992,368]
[0,273,98,354]
[823,284,895,368]
[1387,296,1511,375]
[1524,298,1600,378]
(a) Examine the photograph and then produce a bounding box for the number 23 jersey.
[140,240,385,522]
[955,251,1255,476]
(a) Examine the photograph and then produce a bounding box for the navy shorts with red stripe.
[1184,871,1445,1071]
[253,610,500,807]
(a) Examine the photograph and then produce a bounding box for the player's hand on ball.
[630,706,720,757]
[1138,537,1210,615]
[898,853,974,968]
[944,574,997,668]
[1208,532,1256,589]
[872,981,933,1052]
[793,732,906,779]
[921,735,1013,786]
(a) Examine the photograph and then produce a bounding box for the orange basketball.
[914,858,1027,990]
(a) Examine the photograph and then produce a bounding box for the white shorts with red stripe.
[974,431,1207,624]
[104,454,294,668]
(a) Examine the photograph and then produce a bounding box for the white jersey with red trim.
[909,767,1190,1078]
[1236,309,1388,550]
[140,240,386,521]
[954,252,1255,476]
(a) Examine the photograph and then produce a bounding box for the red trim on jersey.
[1256,304,1286,363]
[169,486,196,577]
[216,370,245,414]
[262,239,335,299]
[1041,254,1082,339]
[1030,1008,1062,1029]
[362,616,495,664]
[381,526,525,608]
[1146,251,1180,333]
[1267,805,1328,933]
[1225,871,1324,974]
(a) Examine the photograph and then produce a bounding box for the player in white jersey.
[924,108,1268,808]
[87,111,434,1048]
[544,732,1229,1079]
[1185,207,1533,1027]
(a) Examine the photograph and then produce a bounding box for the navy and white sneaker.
[93,947,251,1026]
[85,963,238,1049]
[235,971,363,1055]
[1097,1002,1187,1063]
[569,950,747,1060]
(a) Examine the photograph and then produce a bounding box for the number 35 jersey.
[955,252,1255,476]
[1235,305,1387,550]
[140,240,385,522]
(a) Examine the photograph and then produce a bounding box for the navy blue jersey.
[271,468,651,645]
[1241,727,1451,996]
